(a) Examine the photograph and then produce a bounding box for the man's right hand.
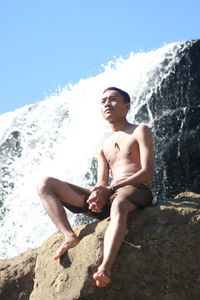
[87,185,112,212]
[87,190,102,212]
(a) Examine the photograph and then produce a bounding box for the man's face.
[100,90,130,122]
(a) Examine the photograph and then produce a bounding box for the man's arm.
[96,144,110,186]
[112,124,154,190]
[87,142,112,212]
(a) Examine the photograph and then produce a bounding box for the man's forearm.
[95,180,109,188]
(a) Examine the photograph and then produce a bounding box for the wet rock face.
[0,131,22,213]
[136,40,200,200]
[0,131,22,159]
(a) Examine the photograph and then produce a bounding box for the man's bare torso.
[102,124,146,185]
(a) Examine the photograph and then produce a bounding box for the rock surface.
[0,192,200,300]
[141,40,200,200]
[0,249,37,300]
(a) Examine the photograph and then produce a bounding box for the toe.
[93,271,110,287]
[53,246,67,260]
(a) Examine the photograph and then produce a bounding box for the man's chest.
[103,135,139,164]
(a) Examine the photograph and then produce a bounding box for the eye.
[110,96,117,102]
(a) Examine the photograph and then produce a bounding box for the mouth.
[104,109,112,113]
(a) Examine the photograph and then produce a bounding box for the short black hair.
[103,87,131,103]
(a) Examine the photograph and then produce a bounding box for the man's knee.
[111,198,129,216]
[37,176,55,196]
[111,197,137,217]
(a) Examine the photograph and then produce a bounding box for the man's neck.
[109,119,131,132]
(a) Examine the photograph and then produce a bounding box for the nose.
[104,98,110,107]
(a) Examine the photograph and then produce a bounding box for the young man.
[37,87,154,288]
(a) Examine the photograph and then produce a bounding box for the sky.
[0,0,199,115]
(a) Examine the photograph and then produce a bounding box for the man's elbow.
[144,167,154,181]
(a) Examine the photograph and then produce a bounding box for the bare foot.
[53,236,80,260]
[93,267,111,288]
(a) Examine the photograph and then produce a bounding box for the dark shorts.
[61,183,153,220]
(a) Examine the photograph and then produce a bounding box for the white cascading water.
[0,41,192,258]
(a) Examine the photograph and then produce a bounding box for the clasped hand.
[87,185,112,212]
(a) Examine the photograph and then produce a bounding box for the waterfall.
[0,41,194,258]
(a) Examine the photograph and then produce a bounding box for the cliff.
[144,40,200,200]
[0,192,200,300]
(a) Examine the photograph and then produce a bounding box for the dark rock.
[135,40,200,200]
[0,131,23,212]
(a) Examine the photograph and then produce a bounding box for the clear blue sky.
[0,0,199,115]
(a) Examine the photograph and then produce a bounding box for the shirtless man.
[37,87,154,288]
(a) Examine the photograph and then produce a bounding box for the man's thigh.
[60,182,111,220]
[51,178,90,207]
[110,184,153,210]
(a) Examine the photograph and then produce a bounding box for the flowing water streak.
[0,41,192,258]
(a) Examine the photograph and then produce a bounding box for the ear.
[126,103,130,110]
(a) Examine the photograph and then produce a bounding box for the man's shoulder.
[134,123,151,133]
[133,124,153,142]
[132,123,151,135]
[135,122,150,129]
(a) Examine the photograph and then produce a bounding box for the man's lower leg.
[93,212,128,287]
[37,181,80,259]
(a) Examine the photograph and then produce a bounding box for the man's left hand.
[87,185,112,212]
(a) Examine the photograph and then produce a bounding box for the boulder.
[0,249,37,300]
[0,192,200,300]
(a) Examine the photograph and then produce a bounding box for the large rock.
[0,249,37,300]
[0,192,200,300]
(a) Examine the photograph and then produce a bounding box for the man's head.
[100,87,131,122]
[103,87,131,103]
